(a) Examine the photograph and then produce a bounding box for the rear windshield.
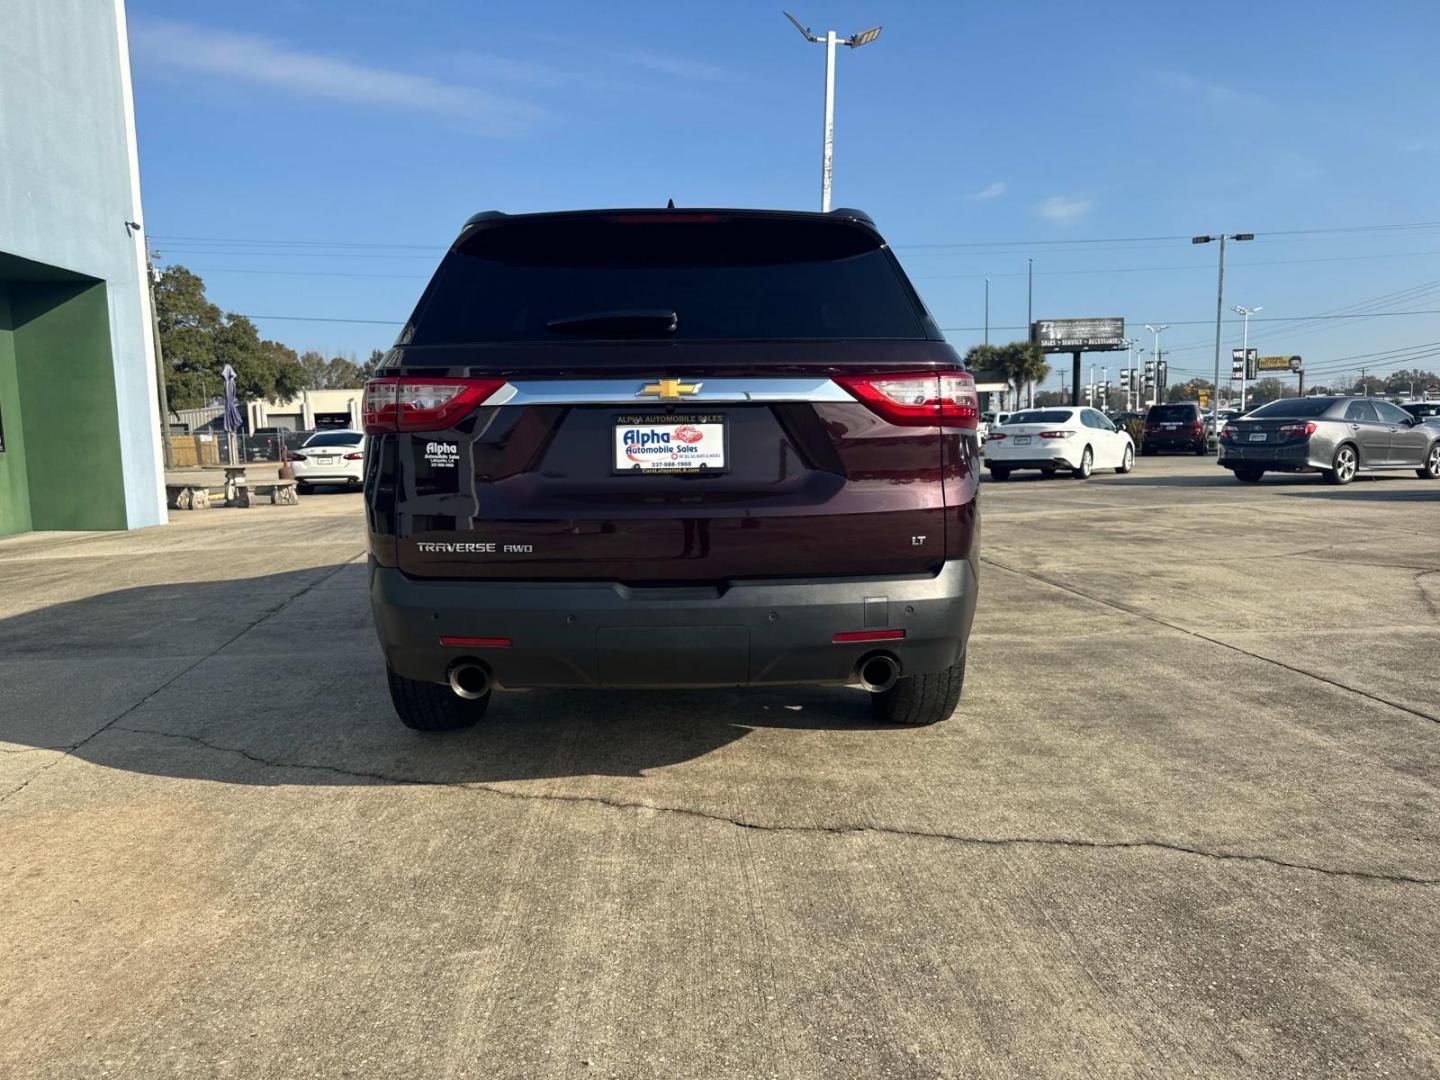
[1247,398,1335,418]
[1006,410,1073,424]
[1147,404,1198,421]
[304,431,362,448]
[405,216,928,344]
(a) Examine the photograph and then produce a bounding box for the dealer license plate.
[316,456,335,464]
[1014,435,1032,446]
[614,414,727,473]
[1248,433,1267,442]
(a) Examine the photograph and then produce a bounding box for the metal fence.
[165,430,315,468]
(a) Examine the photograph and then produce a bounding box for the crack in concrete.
[0,554,364,808]
[109,723,1440,888]
[981,556,1440,727]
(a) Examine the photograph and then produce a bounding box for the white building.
[248,389,364,432]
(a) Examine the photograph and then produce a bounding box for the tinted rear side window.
[1148,405,1198,422]
[1248,398,1336,418]
[406,216,928,344]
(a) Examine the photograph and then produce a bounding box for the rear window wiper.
[545,309,678,337]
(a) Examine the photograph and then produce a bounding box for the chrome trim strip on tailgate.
[485,377,852,406]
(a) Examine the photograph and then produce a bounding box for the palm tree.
[999,343,1049,408]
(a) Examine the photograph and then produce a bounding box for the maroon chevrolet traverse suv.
[363,208,980,730]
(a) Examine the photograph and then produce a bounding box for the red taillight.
[362,377,505,434]
[1187,421,1203,433]
[835,371,978,429]
[1221,424,1240,439]
[1038,430,1075,439]
[986,432,1008,441]
[438,636,512,648]
[1278,421,1318,440]
[832,629,906,643]
[287,452,306,461]
[343,452,363,461]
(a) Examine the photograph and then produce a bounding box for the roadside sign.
[1031,318,1127,352]
[1120,368,1131,389]
[1198,390,1209,407]
[1258,354,1303,372]
[1232,348,1257,379]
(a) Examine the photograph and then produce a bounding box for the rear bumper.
[370,558,978,690]
[1218,441,1321,471]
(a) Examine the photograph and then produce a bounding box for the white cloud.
[132,20,542,133]
[617,47,729,82]
[1034,195,1092,222]
[967,181,1006,200]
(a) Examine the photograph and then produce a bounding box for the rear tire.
[1418,442,1440,480]
[1323,443,1358,486]
[1195,438,1210,456]
[988,466,1011,481]
[1233,466,1264,483]
[871,653,966,726]
[387,665,489,731]
[1115,444,1134,474]
[1072,446,1093,480]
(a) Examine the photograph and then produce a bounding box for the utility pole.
[1232,304,1261,413]
[1027,258,1033,331]
[984,278,990,345]
[144,240,174,469]
[1193,232,1254,439]
[1144,324,1169,406]
[784,13,882,212]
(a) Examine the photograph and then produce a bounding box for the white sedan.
[982,406,1135,480]
[289,430,365,491]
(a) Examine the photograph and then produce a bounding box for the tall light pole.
[1231,303,1261,413]
[784,12,882,212]
[1144,323,1169,406]
[1193,233,1254,437]
[984,277,990,345]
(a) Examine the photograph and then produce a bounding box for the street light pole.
[1193,232,1254,438]
[1144,324,1169,406]
[784,13,882,212]
[1232,303,1261,413]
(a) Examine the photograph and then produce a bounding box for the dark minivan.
[1142,402,1211,455]
[363,208,980,731]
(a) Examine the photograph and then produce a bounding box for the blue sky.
[128,0,1440,392]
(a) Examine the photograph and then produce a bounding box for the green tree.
[962,344,1003,372]
[153,265,306,409]
[299,350,368,390]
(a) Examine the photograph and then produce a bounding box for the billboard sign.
[1232,348,1258,379]
[1031,318,1126,352]
[1258,355,1303,373]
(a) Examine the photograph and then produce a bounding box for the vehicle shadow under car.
[0,567,898,789]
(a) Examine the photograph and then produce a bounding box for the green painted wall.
[0,286,33,536]
[11,282,127,531]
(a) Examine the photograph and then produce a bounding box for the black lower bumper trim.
[370,559,978,690]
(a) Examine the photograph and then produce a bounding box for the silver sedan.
[1218,396,1440,485]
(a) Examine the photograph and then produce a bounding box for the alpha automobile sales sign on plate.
[614,414,727,473]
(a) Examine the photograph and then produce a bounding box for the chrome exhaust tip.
[447,662,491,700]
[856,653,901,694]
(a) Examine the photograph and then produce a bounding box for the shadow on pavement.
[1275,487,1438,502]
[0,567,890,787]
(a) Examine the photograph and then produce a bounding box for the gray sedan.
[1218,396,1440,484]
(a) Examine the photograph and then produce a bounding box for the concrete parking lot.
[2,457,1437,1078]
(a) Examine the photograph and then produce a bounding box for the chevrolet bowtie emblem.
[638,378,702,400]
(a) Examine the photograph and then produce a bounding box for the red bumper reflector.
[439,636,512,648]
[832,629,906,643]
